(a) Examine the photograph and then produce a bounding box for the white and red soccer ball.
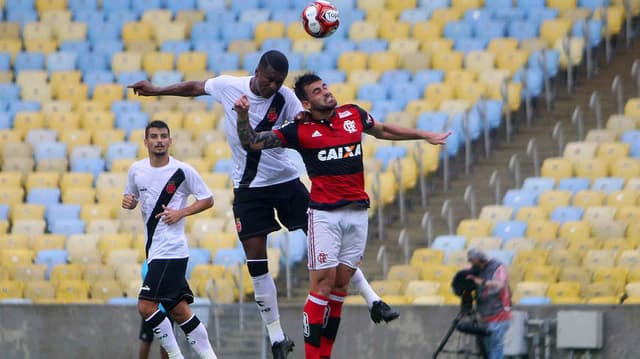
[301,1,340,38]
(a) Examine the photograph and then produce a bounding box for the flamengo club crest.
[235,218,242,232]
[166,181,176,194]
[343,119,357,133]
[267,107,278,122]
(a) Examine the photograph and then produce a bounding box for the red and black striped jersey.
[274,104,375,210]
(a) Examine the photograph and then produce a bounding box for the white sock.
[146,310,183,359]
[252,271,285,344]
[180,314,217,359]
[351,268,381,308]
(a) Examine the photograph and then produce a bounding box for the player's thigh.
[142,259,194,311]
[233,188,280,240]
[334,263,357,291]
[337,209,368,269]
[274,179,310,232]
[307,209,342,271]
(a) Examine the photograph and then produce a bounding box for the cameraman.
[466,249,512,359]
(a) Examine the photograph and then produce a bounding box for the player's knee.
[247,259,269,277]
[241,237,268,260]
[169,301,192,323]
[138,300,159,319]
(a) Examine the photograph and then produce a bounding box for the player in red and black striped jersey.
[234,73,451,359]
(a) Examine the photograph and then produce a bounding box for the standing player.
[122,120,217,359]
[128,50,399,359]
[232,73,451,359]
[138,261,170,359]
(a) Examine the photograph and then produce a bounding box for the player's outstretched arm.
[234,95,284,151]
[128,80,207,97]
[366,121,451,145]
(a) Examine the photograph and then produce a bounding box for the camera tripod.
[432,303,487,359]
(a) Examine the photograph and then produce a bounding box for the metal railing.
[501,80,512,143]
[414,144,429,208]
[632,59,640,97]
[624,0,633,48]
[478,97,492,158]
[398,229,411,265]
[489,170,502,205]
[602,6,613,64]
[526,138,541,177]
[509,153,522,189]
[441,199,454,235]
[376,246,389,277]
[393,159,406,224]
[561,36,574,95]
[584,18,594,78]
[462,110,472,175]
[463,184,477,219]
[521,67,534,127]
[282,232,292,299]
[612,75,624,114]
[589,91,603,129]
[571,105,585,141]
[552,121,566,156]
[421,211,434,246]
[539,50,553,112]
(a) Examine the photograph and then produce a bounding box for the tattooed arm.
[234,95,284,151]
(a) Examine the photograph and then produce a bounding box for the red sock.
[319,291,346,358]
[303,292,328,359]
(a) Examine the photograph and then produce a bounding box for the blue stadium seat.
[285,53,304,71]
[77,52,108,73]
[324,38,357,54]
[73,9,105,23]
[522,177,555,193]
[27,188,61,206]
[0,113,10,129]
[0,53,12,71]
[117,71,148,86]
[46,204,82,226]
[213,248,245,267]
[260,38,292,53]
[241,52,262,73]
[116,112,150,138]
[102,0,131,12]
[432,235,467,253]
[452,110,482,141]
[221,22,254,43]
[417,112,449,132]
[106,142,138,170]
[213,158,234,174]
[454,38,488,53]
[8,100,40,117]
[518,296,551,305]
[46,52,77,73]
[578,0,609,10]
[160,41,192,58]
[464,9,494,23]
[508,21,539,42]
[484,0,513,8]
[400,8,431,24]
[526,8,558,27]
[15,52,45,72]
[379,70,412,87]
[84,70,116,96]
[230,0,259,12]
[152,71,183,87]
[93,41,125,59]
[389,83,421,109]
[69,0,98,11]
[132,0,161,14]
[418,0,450,9]
[572,19,603,48]
[238,9,271,27]
[493,8,526,21]
[502,189,538,211]
[207,53,240,73]
[528,50,560,78]
[557,177,591,195]
[444,21,473,41]
[88,22,122,44]
[6,9,38,24]
[6,0,34,11]
[357,84,387,103]
[474,99,503,129]
[473,21,506,41]
[550,206,584,224]
[370,101,403,123]
[591,177,625,193]
[0,204,9,220]
[59,41,91,54]
[193,40,225,54]
[374,146,408,170]
[332,0,356,8]
[356,39,388,53]
[513,67,544,98]
[270,9,302,25]
[412,70,445,89]
[315,69,346,84]
[112,100,142,115]
[487,249,514,264]
[71,158,106,178]
[204,9,240,28]
[198,0,227,11]
[517,0,546,8]
[35,250,68,279]
[305,53,337,73]
[187,248,211,278]
[0,84,20,104]
[49,219,86,237]
[273,229,307,266]
[34,142,67,163]
[492,220,528,243]
[260,0,295,10]
[105,10,139,29]
[166,0,196,12]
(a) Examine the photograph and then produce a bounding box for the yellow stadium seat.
[495,50,529,76]
[254,21,285,45]
[92,84,124,106]
[25,171,59,191]
[521,38,549,52]
[46,112,79,132]
[513,281,549,302]
[0,39,21,61]
[537,190,572,213]
[10,204,45,222]
[419,264,456,283]
[0,171,22,188]
[24,39,57,54]
[115,265,142,290]
[60,172,93,193]
[0,280,24,299]
[81,111,115,131]
[524,265,559,282]
[55,83,88,104]
[90,280,123,301]
[379,22,410,41]
[111,52,143,74]
[555,37,585,69]
[50,264,84,285]
[548,281,581,302]
[75,100,108,115]
[597,142,630,161]
[13,112,45,137]
[106,249,140,268]
[572,190,606,208]
[53,21,86,43]
[526,220,560,240]
[337,51,368,73]
[370,280,404,296]
[2,142,31,159]
[582,206,616,222]
[606,114,636,137]
[11,219,46,239]
[431,51,464,71]
[582,249,617,268]
[583,282,619,299]
[152,21,187,45]
[368,51,398,72]
[142,52,174,76]
[615,206,640,225]
[0,187,25,206]
[624,98,640,118]
[404,280,440,301]
[61,187,95,205]
[558,266,590,286]
[606,190,638,208]
[176,51,207,73]
[10,263,47,282]
[456,219,492,239]
[610,158,640,179]
[1,158,34,175]
[540,19,572,46]
[467,236,503,251]
[430,8,462,27]
[513,249,549,267]
[96,172,127,191]
[503,238,534,252]
[121,21,152,45]
[50,70,81,95]
[421,38,454,54]
[86,219,120,236]
[464,51,495,73]
[55,279,90,302]
[0,22,21,39]
[348,21,379,41]
[20,82,52,102]
[558,221,591,241]
[23,22,53,41]
[500,210,532,233]
[424,83,454,108]
[590,219,627,239]
[35,0,67,12]
[411,21,441,41]
[23,280,54,302]
[593,6,625,36]
[83,265,115,283]
[585,129,617,143]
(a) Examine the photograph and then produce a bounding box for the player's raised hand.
[128,80,157,96]
[155,204,183,225]
[121,194,138,209]
[425,130,453,145]
[233,95,250,116]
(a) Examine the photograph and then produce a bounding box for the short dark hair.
[258,50,289,74]
[294,73,322,101]
[145,120,170,138]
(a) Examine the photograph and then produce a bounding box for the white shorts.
[307,207,369,270]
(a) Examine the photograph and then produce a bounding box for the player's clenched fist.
[233,95,250,115]
[122,194,138,209]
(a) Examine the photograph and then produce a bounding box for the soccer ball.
[301,1,340,38]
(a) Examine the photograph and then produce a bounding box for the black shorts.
[233,179,309,240]
[139,316,174,342]
[138,258,194,312]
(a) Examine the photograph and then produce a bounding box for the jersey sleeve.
[184,165,213,201]
[124,165,139,198]
[273,121,299,149]
[354,104,375,130]
[278,87,305,128]
[203,76,229,102]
